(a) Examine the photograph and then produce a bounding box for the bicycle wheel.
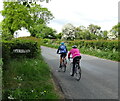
[63,64,66,72]
[62,60,66,72]
[61,60,66,72]
[75,64,81,81]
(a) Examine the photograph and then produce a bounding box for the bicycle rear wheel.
[61,62,66,72]
[60,60,66,72]
[75,64,81,81]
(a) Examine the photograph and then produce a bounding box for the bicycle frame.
[69,58,81,81]
[58,53,67,72]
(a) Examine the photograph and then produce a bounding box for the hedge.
[2,38,40,63]
[42,39,118,52]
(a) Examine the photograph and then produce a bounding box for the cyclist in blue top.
[57,42,68,68]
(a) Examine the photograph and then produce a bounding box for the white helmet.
[72,45,77,48]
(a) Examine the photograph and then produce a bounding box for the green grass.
[42,43,119,62]
[80,47,119,61]
[3,55,61,99]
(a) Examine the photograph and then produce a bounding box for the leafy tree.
[102,30,108,40]
[55,32,63,39]
[1,2,54,39]
[75,26,83,40]
[17,0,51,3]
[35,25,56,39]
[87,24,101,35]
[29,3,54,37]
[109,23,119,39]
[1,2,33,39]
[30,3,54,24]
[62,23,75,40]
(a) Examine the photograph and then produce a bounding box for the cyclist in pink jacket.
[68,45,81,76]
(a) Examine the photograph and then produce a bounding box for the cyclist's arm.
[57,46,60,54]
[68,51,71,59]
[66,46,68,53]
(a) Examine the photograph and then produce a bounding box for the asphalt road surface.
[41,46,118,100]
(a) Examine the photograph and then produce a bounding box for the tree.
[55,32,63,39]
[87,24,102,40]
[62,23,75,40]
[75,25,90,40]
[87,24,101,35]
[1,2,33,39]
[109,23,119,40]
[17,0,51,3]
[29,3,54,37]
[1,2,54,39]
[30,3,54,24]
[34,25,56,39]
[102,30,108,40]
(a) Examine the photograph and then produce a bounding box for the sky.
[40,0,119,33]
[0,0,119,34]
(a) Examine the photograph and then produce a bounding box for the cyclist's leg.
[63,53,67,65]
[59,54,63,68]
[77,56,81,68]
[71,57,76,76]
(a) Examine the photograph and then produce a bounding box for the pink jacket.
[68,48,81,59]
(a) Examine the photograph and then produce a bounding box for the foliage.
[108,23,119,39]
[3,56,60,99]
[60,23,118,40]
[2,38,40,64]
[31,24,56,39]
[62,23,75,40]
[42,39,119,61]
[55,32,63,39]
[87,24,101,35]
[1,2,32,37]
[2,40,13,63]
[29,3,54,38]
[1,2,54,39]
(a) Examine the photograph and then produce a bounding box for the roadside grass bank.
[2,54,62,99]
[42,43,119,62]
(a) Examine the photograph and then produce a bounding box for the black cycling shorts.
[73,56,81,62]
[60,53,67,58]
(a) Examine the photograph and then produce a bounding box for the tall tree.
[29,3,54,37]
[62,23,75,40]
[102,30,108,40]
[109,23,119,39]
[1,2,33,38]
[87,24,101,35]
[1,2,54,39]
[87,24,102,40]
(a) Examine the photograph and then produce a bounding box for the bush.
[2,38,40,63]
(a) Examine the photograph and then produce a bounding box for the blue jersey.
[57,45,68,54]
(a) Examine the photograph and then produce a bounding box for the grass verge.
[2,55,62,100]
[42,44,119,62]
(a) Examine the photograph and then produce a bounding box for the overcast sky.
[40,0,119,32]
[0,0,119,33]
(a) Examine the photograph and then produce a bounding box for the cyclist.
[68,45,81,76]
[57,42,68,68]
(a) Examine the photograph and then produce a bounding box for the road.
[41,46,118,99]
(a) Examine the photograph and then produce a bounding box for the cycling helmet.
[72,45,77,48]
[61,42,64,45]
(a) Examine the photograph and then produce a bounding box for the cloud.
[0,0,118,33]
[41,0,118,32]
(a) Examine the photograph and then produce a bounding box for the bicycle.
[69,57,81,81]
[58,54,67,72]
